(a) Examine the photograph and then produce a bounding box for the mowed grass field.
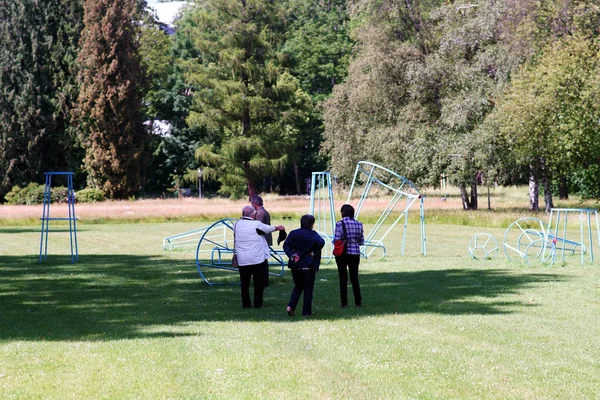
[1,188,600,399]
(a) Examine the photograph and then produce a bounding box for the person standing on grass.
[334,204,364,308]
[251,195,272,287]
[283,214,325,317]
[235,205,285,309]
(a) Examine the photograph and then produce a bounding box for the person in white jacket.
[234,205,285,308]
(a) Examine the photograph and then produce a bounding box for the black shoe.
[286,306,295,316]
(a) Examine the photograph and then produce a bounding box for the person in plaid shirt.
[333,204,364,307]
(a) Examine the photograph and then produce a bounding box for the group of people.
[233,196,365,317]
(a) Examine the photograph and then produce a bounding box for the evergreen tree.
[0,0,83,201]
[279,0,353,193]
[140,5,216,194]
[184,0,311,199]
[72,0,149,199]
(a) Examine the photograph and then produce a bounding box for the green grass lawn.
[1,220,599,399]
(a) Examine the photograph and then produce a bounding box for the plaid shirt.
[334,217,364,255]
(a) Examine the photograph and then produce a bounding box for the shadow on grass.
[0,227,90,234]
[0,254,565,341]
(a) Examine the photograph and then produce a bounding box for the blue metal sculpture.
[309,171,335,262]
[347,161,426,258]
[164,218,285,286]
[500,209,600,266]
[547,208,599,264]
[503,217,556,266]
[39,172,79,263]
[468,233,498,260]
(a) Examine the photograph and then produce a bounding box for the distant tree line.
[0,0,598,210]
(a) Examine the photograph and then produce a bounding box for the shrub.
[4,184,74,205]
[76,188,105,203]
[4,183,45,205]
[51,186,70,203]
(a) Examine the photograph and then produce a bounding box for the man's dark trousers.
[238,260,267,308]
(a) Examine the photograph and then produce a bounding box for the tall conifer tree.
[0,0,83,201]
[73,0,148,199]
[185,0,311,199]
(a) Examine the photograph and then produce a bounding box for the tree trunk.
[459,182,471,210]
[529,166,539,211]
[245,161,258,200]
[247,178,258,201]
[539,157,553,213]
[470,180,478,210]
[542,175,554,213]
[558,176,569,200]
[294,162,301,194]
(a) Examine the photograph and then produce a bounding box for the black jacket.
[283,228,325,271]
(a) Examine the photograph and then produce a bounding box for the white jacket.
[234,217,275,266]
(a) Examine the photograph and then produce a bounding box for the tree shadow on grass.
[0,227,90,234]
[0,254,566,341]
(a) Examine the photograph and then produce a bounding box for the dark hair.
[251,195,263,206]
[340,204,355,219]
[300,214,315,229]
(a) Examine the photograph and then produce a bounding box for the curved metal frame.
[194,218,285,286]
[503,217,556,266]
[468,233,498,260]
[347,161,426,258]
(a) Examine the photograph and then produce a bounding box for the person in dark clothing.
[251,195,272,287]
[283,214,325,317]
[334,204,364,308]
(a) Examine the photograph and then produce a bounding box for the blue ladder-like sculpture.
[39,172,79,263]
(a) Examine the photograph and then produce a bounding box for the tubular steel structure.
[164,218,285,286]
[39,172,79,263]
[547,208,600,265]
[309,171,336,262]
[498,208,599,266]
[347,161,426,258]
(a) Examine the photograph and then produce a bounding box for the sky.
[145,1,188,26]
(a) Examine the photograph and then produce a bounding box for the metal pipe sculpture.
[468,233,498,260]
[309,171,336,262]
[346,161,426,258]
[164,218,285,286]
[547,208,600,264]
[39,172,79,263]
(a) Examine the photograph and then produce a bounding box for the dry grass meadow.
[1,185,598,226]
[0,191,466,221]
[0,185,518,218]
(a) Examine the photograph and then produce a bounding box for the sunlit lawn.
[1,217,599,399]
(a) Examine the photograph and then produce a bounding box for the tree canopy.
[72,0,149,199]
[184,0,312,199]
[1,0,600,207]
[0,0,83,200]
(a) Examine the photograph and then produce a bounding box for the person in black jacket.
[283,214,325,317]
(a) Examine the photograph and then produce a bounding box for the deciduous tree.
[492,35,600,209]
